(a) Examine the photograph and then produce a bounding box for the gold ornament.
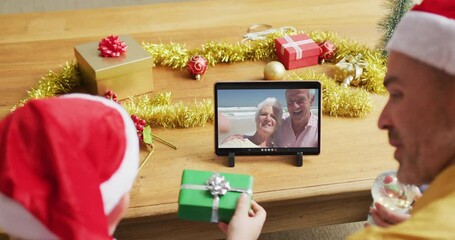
[333,54,368,87]
[264,61,286,80]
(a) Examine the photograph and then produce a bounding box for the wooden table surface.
[0,0,397,239]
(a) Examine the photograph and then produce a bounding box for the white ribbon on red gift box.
[281,35,315,60]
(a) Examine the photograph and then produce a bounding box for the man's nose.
[378,105,391,130]
[290,102,299,108]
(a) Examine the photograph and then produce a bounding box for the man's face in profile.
[378,51,455,185]
[286,89,314,126]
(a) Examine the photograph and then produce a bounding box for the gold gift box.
[333,55,366,87]
[74,35,153,99]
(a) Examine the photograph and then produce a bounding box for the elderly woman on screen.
[221,97,283,148]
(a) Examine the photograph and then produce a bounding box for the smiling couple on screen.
[220,89,319,148]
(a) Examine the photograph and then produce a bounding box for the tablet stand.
[228,152,235,167]
[296,152,303,167]
[228,152,303,167]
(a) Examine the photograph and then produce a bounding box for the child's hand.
[218,193,266,240]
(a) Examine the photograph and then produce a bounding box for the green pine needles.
[377,0,415,52]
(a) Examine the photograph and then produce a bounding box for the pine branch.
[377,0,414,52]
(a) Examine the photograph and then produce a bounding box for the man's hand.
[367,202,410,228]
[218,193,266,240]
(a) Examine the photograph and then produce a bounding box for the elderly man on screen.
[274,89,318,148]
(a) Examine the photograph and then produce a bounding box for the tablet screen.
[215,81,321,156]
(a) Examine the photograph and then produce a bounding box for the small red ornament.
[98,35,128,58]
[104,90,119,103]
[318,40,336,63]
[131,114,147,140]
[186,55,208,80]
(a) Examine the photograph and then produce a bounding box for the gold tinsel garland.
[307,31,387,95]
[11,62,81,112]
[122,92,214,128]
[289,71,372,118]
[12,30,387,127]
[143,29,387,95]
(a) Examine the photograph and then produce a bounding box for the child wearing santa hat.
[0,93,139,239]
[0,93,266,240]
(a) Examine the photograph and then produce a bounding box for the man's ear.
[310,94,315,105]
[107,193,130,235]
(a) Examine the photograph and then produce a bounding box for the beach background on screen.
[217,89,319,145]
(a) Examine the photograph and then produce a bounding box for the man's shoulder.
[309,112,318,126]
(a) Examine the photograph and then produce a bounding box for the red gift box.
[275,34,321,70]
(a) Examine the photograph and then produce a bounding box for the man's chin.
[292,114,303,119]
[396,167,423,186]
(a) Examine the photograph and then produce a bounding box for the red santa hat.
[0,93,139,239]
[386,0,455,75]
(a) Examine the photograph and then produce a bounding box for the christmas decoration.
[104,90,119,103]
[123,92,214,128]
[142,29,386,94]
[131,114,155,172]
[368,170,421,225]
[186,55,208,80]
[75,35,154,99]
[377,0,415,53]
[13,30,388,120]
[318,40,336,63]
[178,169,253,223]
[333,54,368,87]
[263,61,286,80]
[275,33,320,70]
[11,62,81,112]
[104,90,181,172]
[131,114,148,140]
[97,35,128,57]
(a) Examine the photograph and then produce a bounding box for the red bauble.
[104,90,118,103]
[187,55,208,80]
[131,114,147,140]
[318,40,336,63]
[98,35,128,58]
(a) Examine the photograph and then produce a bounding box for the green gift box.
[178,169,253,223]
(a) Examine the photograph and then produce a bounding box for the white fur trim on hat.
[386,11,455,76]
[0,192,58,240]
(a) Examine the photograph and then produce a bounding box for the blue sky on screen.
[217,89,319,108]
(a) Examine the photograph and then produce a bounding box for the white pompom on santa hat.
[0,93,139,239]
[386,0,455,75]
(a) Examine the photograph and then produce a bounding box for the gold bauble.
[264,61,286,80]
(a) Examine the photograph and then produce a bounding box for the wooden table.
[0,0,397,239]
